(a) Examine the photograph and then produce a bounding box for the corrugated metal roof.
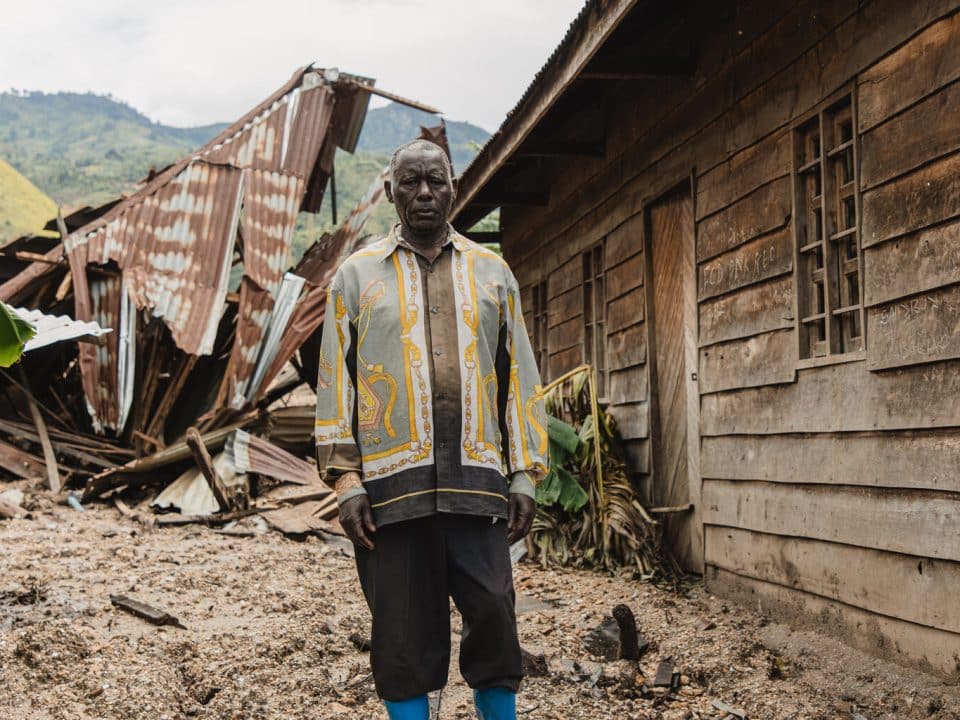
[60,68,341,434]
[15,307,110,351]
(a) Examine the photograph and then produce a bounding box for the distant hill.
[0,91,492,252]
[0,91,229,208]
[357,102,490,173]
[0,156,57,245]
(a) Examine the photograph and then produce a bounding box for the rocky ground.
[1,480,958,720]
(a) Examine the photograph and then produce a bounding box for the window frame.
[790,86,867,368]
[582,241,608,397]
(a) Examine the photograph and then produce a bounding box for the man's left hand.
[507,493,536,543]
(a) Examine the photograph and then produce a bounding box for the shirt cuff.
[336,486,368,506]
[508,471,537,499]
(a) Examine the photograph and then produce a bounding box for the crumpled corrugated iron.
[60,67,345,434]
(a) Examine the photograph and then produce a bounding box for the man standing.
[315,139,548,720]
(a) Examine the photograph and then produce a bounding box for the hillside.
[0,91,228,208]
[0,156,57,245]
[0,91,492,250]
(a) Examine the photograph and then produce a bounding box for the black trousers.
[354,513,524,702]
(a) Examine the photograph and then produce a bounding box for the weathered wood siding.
[500,0,960,678]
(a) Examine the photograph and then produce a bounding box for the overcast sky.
[0,0,586,132]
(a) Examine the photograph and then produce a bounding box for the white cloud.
[0,0,585,131]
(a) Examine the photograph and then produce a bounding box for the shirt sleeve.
[314,270,365,499]
[501,267,549,488]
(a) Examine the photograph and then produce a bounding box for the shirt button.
[438,441,446,449]
[431,306,439,314]
[436,392,446,400]
[434,349,443,356]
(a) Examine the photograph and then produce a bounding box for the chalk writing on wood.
[869,284,960,370]
[698,228,792,300]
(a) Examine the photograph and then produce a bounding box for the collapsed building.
[0,64,436,520]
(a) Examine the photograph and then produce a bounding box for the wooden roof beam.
[472,190,550,207]
[580,54,695,80]
[515,138,606,158]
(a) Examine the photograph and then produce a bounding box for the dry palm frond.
[532,365,681,580]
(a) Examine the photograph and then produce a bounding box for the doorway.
[644,181,703,572]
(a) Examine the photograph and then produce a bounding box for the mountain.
[0,91,229,208]
[0,156,57,245]
[0,92,492,252]
[357,102,490,173]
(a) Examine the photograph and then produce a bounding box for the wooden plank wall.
[501,0,960,678]
[698,6,960,678]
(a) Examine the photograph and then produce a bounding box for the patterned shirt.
[315,224,548,526]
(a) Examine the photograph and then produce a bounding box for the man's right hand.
[340,494,377,550]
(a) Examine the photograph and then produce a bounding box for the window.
[582,242,607,395]
[531,279,549,377]
[793,93,864,359]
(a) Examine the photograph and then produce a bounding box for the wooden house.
[453,0,960,678]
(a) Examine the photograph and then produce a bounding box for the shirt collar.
[381,223,470,260]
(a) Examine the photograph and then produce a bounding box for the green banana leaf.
[0,302,35,367]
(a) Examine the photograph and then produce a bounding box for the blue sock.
[383,694,429,720]
[473,687,516,720]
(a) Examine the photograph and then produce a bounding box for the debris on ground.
[109,595,187,629]
[1,502,959,719]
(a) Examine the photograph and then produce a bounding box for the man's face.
[385,144,457,237]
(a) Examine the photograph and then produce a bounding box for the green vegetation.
[0,156,58,245]
[0,91,493,251]
[0,301,35,367]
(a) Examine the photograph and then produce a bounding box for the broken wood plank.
[185,427,234,512]
[18,366,60,493]
[109,594,186,629]
[261,500,341,538]
[0,438,46,479]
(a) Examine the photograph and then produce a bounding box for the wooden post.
[17,366,60,493]
[185,426,233,512]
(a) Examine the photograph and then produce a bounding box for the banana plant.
[0,301,35,367]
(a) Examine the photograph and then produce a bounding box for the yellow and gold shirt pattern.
[314,224,548,526]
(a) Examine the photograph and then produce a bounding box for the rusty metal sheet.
[242,169,304,295]
[79,273,122,432]
[225,429,321,486]
[67,161,245,357]
[216,277,275,411]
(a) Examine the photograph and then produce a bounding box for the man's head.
[384,139,457,239]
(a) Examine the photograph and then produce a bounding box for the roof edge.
[452,0,639,221]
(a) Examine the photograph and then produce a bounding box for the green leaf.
[547,414,580,454]
[0,302,35,367]
[535,469,562,506]
[555,466,589,512]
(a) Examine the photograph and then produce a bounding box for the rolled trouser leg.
[384,694,430,720]
[473,687,516,720]
[445,515,523,693]
[355,516,451,701]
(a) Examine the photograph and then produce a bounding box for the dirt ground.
[1,480,958,720]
